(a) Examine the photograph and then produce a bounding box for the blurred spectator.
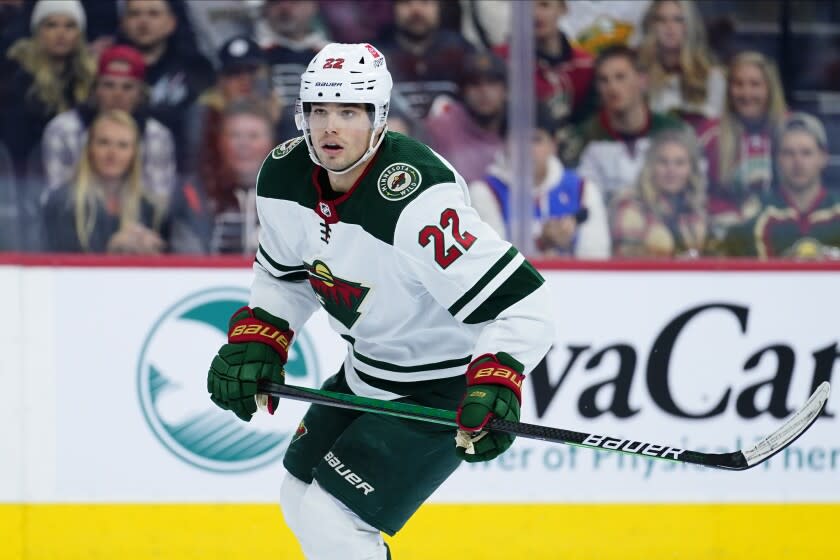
[576,45,685,202]
[470,108,610,259]
[257,0,328,139]
[460,0,510,50]
[90,0,202,59]
[193,100,276,255]
[185,0,258,65]
[117,0,215,172]
[185,36,278,175]
[41,110,167,253]
[425,52,506,184]
[164,174,211,254]
[1,0,95,177]
[611,128,707,258]
[318,0,393,44]
[495,0,596,163]
[637,0,725,129]
[698,51,788,235]
[386,91,425,140]
[561,0,650,54]
[377,0,475,119]
[0,1,118,59]
[0,140,20,250]
[722,113,840,259]
[42,44,176,197]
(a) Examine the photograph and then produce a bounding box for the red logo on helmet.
[364,44,381,59]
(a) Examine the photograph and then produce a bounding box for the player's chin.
[321,159,350,173]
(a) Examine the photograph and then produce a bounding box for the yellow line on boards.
[1,503,837,560]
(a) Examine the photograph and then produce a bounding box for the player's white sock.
[279,471,309,539]
[285,477,388,559]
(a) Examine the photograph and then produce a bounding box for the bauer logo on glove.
[207,306,292,421]
[454,353,523,462]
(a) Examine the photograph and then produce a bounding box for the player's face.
[596,57,645,114]
[89,119,137,182]
[653,0,686,52]
[308,103,373,172]
[729,62,769,121]
[651,140,692,195]
[96,76,144,112]
[777,131,827,192]
[36,14,81,58]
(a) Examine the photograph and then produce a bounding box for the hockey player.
[206,42,555,559]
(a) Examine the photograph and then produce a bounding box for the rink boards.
[1,258,838,559]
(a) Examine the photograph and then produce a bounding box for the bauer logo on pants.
[136,287,321,473]
[324,451,375,495]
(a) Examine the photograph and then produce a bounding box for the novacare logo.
[136,287,320,473]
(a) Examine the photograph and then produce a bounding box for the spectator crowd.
[0,0,838,260]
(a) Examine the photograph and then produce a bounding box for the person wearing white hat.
[29,0,87,34]
[1,0,94,174]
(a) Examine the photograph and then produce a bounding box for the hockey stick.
[257,380,830,471]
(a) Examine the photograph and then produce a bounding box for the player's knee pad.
[295,479,389,560]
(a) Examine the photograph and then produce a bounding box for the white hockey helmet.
[296,43,393,174]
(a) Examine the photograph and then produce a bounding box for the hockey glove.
[455,353,523,463]
[207,306,292,422]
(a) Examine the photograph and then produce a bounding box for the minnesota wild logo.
[306,260,369,328]
[291,421,308,444]
[272,136,304,159]
[377,163,422,201]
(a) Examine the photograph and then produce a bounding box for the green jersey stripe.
[464,260,545,324]
[341,334,470,372]
[258,244,306,272]
[255,254,308,282]
[447,246,518,316]
[277,271,310,282]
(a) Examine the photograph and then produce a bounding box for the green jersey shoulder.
[257,135,316,206]
[256,131,460,245]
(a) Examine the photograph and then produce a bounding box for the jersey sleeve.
[249,172,320,334]
[393,181,555,374]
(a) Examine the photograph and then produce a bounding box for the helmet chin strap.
[304,125,388,176]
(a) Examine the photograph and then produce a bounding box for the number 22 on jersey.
[419,208,477,269]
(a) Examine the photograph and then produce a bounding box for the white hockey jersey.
[250,131,554,399]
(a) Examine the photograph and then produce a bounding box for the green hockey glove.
[207,306,292,421]
[455,353,523,463]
